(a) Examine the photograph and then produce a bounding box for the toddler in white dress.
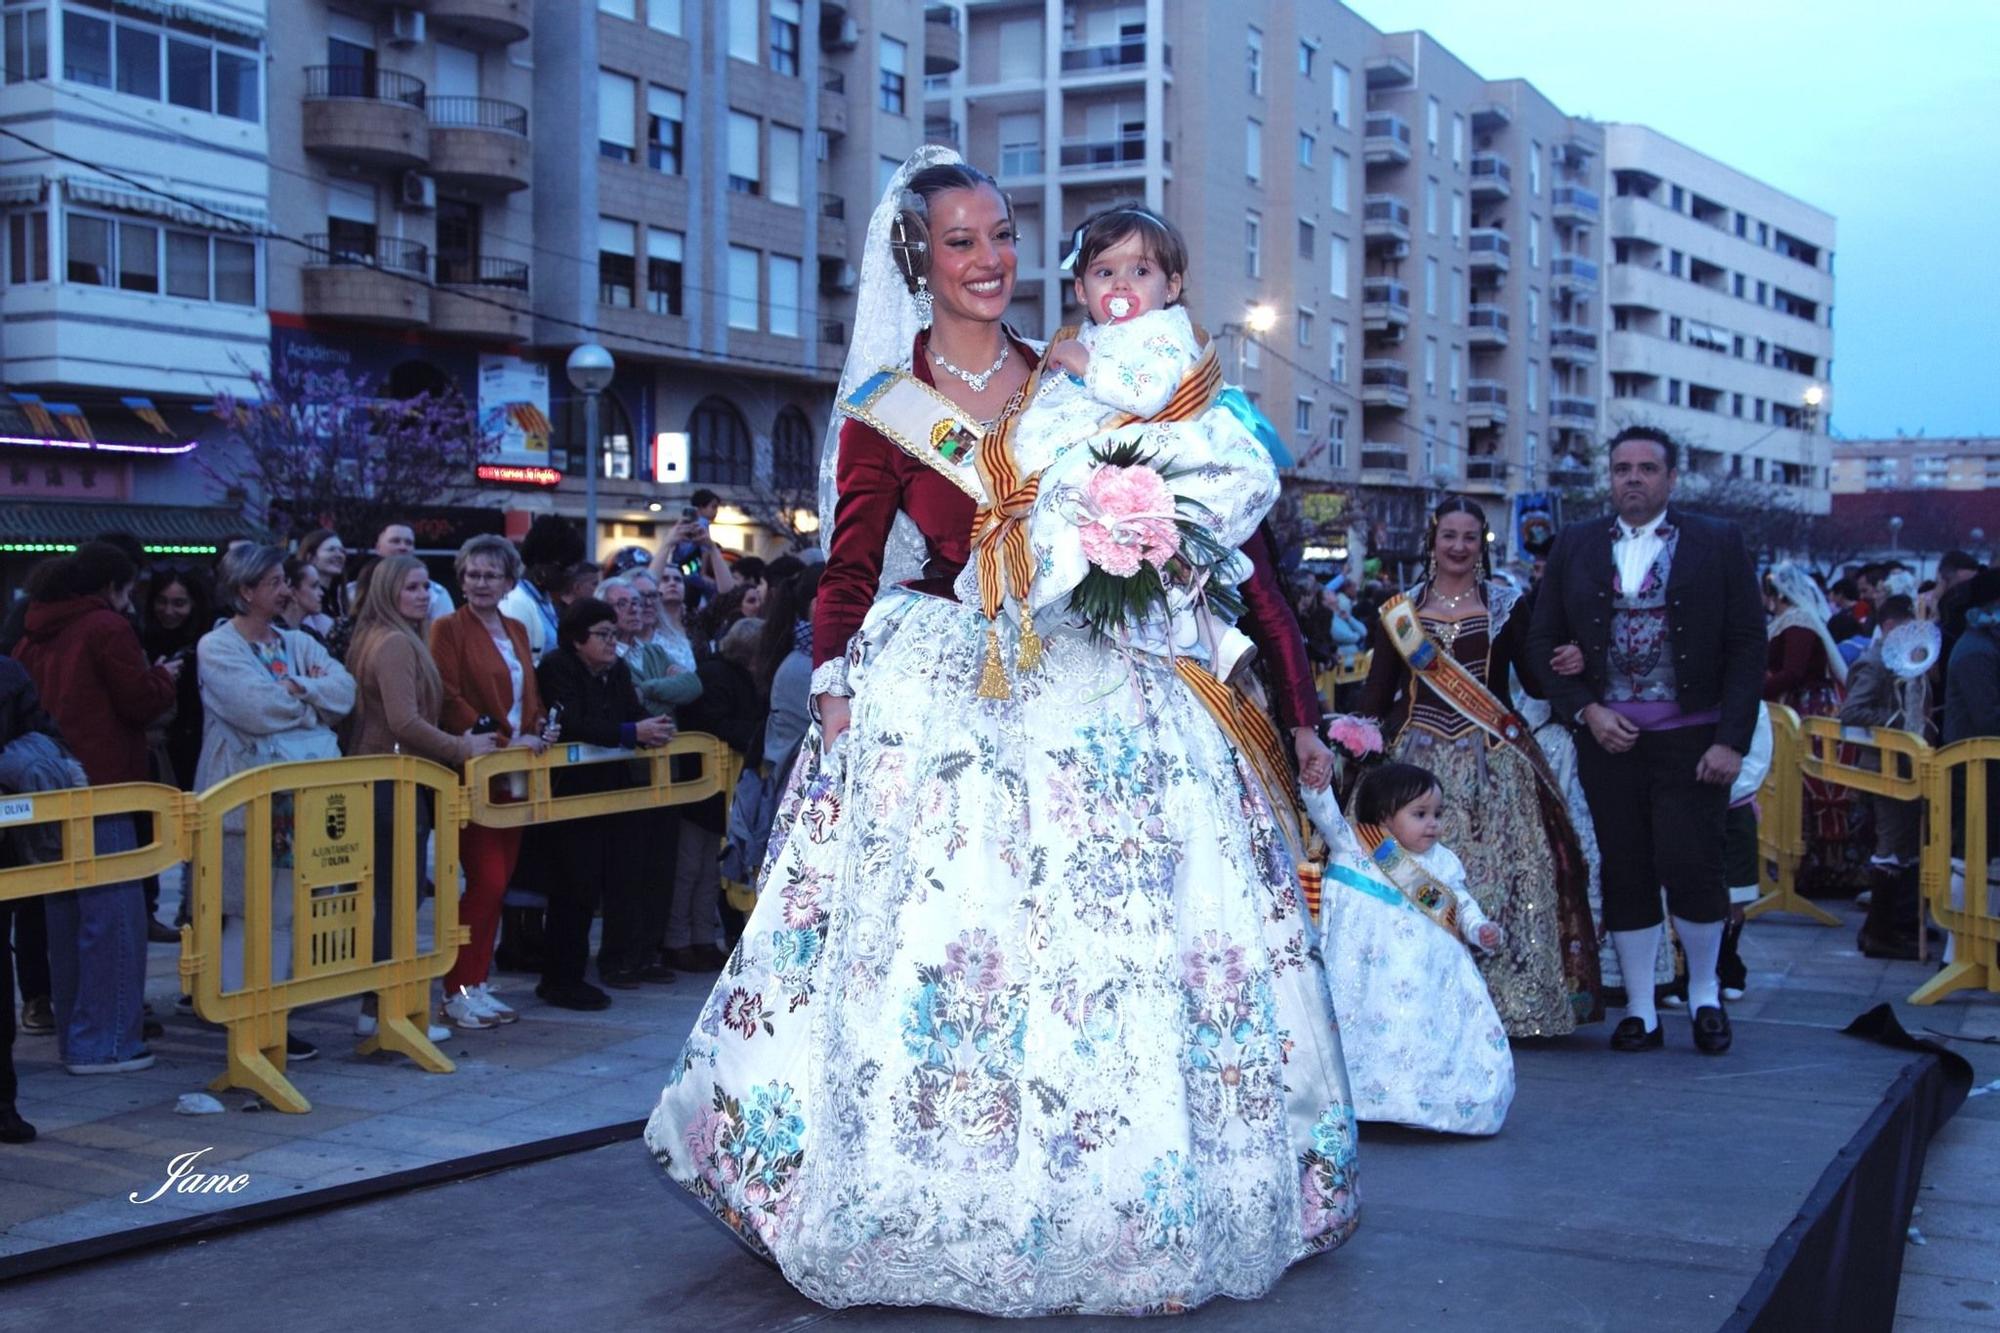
[1307,761,1515,1135]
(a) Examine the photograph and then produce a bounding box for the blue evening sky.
[1346,0,2000,440]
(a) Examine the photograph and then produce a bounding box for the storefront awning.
[0,501,251,555]
[62,176,268,233]
[0,174,48,207]
[0,393,208,455]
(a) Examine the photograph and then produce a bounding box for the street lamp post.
[1234,303,1278,381]
[566,344,615,561]
[1888,514,1903,555]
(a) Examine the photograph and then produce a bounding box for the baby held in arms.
[1008,203,1269,682]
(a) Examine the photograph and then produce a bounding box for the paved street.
[3,885,1998,1329]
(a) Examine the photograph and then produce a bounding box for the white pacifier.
[1105,295,1133,320]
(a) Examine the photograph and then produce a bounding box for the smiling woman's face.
[922,185,1017,329]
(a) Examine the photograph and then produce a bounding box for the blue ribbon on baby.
[1326,862,1413,914]
[1216,387,1292,468]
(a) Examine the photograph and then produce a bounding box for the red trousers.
[445,821,522,993]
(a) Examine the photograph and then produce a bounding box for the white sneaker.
[468,983,518,1024]
[355,1013,454,1041]
[442,989,498,1030]
[1721,985,1746,1001]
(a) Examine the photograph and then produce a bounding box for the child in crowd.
[1306,762,1514,1136]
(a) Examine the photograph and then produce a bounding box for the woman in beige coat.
[345,554,499,1033]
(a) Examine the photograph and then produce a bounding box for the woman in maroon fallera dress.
[647,149,1359,1316]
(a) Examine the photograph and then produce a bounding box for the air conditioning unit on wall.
[388,7,427,45]
[823,17,858,51]
[401,171,436,211]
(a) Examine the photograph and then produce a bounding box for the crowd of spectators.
[0,512,827,1141]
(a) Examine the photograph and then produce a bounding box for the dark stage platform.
[0,1015,1962,1332]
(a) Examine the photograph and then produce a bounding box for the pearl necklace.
[1427,581,1480,611]
[930,341,1011,393]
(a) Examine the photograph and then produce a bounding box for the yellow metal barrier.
[1796,715,1935,951]
[1909,738,2000,1006]
[180,754,466,1114]
[1746,705,1833,925]
[461,731,733,827]
[1315,651,1372,713]
[0,781,192,903]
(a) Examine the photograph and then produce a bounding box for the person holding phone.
[535,598,675,1007]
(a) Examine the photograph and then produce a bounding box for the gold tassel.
[977,626,1011,699]
[1016,614,1043,674]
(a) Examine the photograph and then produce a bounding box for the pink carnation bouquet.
[1324,714,1384,761]
[1322,713,1384,800]
[1064,441,1243,638]
[1076,463,1181,578]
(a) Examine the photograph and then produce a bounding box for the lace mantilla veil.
[816,143,965,593]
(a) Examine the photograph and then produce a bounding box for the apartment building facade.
[932,2,1606,561]
[524,0,945,560]
[0,0,272,569]
[256,0,945,561]
[1603,123,1836,513]
[1827,436,1996,565]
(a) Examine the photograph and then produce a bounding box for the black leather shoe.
[1609,1016,1664,1052]
[0,1104,35,1145]
[1692,1005,1733,1055]
[537,981,611,1011]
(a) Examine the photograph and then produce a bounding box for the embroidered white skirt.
[645,590,1360,1316]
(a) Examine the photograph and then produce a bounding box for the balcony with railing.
[1468,227,1510,272]
[432,256,528,341]
[1469,151,1511,199]
[819,67,848,137]
[1465,380,1509,426]
[1361,358,1411,409]
[1365,53,1413,87]
[302,66,428,169]
[1362,194,1411,248]
[1058,135,1168,171]
[427,97,529,193]
[924,5,962,75]
[1552,184,1600,225]
[1364,113,1413,166]
[1549,454,1595,485]
[1059,37,1166,76]
[302,234,430,326]
[925,116,961,147]
[1465,455,1509,486]
[1550,323,1598,364]
[1362,277,1411,330]
[1550,396,1598,428]
[816,193,848,257]
[1360,442,1410,475]
[1551,255,1599,293]
[1466,302,1509,347]
[431,0,530,44]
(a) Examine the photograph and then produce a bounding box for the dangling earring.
[914,275,934,327]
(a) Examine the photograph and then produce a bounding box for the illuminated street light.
[1244,303,1278,334]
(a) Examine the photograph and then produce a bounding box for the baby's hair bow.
[1058,222,1089,273]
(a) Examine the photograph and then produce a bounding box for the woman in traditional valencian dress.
[1763,561,1866,894]
[645,149,1359,1315]
[1352,498,1601,1037]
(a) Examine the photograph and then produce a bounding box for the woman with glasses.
[533,598,675,1008]
[429,535,552,1026]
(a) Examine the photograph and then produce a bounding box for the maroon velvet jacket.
[812,334,1322,734]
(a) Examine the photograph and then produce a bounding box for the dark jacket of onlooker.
[14,596,177,785]
[536,645,649,795]
[681,652,767,767]
[1942,617,1999,857]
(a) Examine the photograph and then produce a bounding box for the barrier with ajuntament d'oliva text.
[0,734,733,1113]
